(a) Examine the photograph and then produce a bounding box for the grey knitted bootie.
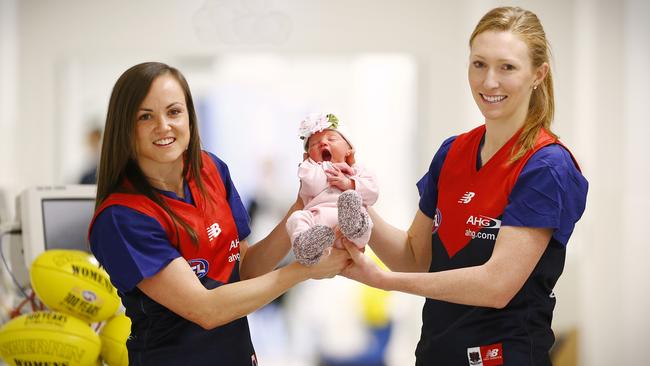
[293,224,335,266]
[338,190,370,239]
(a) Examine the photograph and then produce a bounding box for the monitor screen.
[16,185,97,271]
[41,198,95,252]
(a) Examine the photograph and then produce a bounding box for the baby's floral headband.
[299,113,339,142]
[299,113,352,151]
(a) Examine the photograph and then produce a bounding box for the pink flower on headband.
[299,113,339,141]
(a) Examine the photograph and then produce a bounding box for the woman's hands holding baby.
[339,239,386,290]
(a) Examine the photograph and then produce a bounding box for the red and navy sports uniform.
[89,151,257,366]
[415,125,588,366]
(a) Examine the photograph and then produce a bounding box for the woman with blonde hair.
[342,7,588,365]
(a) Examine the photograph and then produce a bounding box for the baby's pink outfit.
[286,158,378,248]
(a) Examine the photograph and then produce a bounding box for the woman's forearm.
[201,262,309,328]
[368,208,433,272]
[239,200,301,279]
[379,265,509,308]
[369,226,552,308]
[141,247,350,331]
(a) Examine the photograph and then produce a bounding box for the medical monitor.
[17,185,96,269]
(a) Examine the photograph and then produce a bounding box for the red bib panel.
[436,125,556,258]
[92,152,241,284]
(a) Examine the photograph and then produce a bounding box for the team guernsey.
[89,152,257,366]
[416,125,588,366]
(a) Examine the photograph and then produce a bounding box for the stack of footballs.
[0,249,130,366]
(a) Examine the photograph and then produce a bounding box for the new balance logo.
[206,222,222,241]
[485,348,500,358]
[458,191,475,204]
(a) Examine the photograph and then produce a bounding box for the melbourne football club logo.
[188,259,209,278]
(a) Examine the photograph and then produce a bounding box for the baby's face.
[306,130,351,163]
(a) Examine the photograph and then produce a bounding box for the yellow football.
[30,249,121,323]
[0,311,101,366]
[99,313,131,366]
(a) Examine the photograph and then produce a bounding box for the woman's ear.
[534,62,549,87]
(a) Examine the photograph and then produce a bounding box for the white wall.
[0,0,18,210]
[571,1,619,365]
[9,0,460,186]
[2,0,649,365]
[571,0,650,365]
[621,0,650,361]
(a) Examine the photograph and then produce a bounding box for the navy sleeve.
[207,152,252,240]
[502,144,588,246]
[89,206,181,293]
[417,136,457,218]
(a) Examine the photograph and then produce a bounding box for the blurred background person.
[78,124,102,184]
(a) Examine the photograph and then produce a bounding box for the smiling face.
[306,130,352,163]
[468,30,545,128]
[134,73,190,176]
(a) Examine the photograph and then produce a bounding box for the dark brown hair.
[95,62,204,243]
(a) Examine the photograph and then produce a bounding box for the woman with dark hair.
[89,62,349,365]
[342,7,588,365]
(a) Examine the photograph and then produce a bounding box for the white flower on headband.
[299,113,339,140]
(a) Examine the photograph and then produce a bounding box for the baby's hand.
[325,165,355,191]
[331,162,354,176]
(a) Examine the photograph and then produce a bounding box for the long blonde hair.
[470,7,556,161]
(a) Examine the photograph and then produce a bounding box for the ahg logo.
[458,192,475,204]
[466,215,501,229]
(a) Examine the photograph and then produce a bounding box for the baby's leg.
[286,210,316,244]
[348,213,373,248]
[338,190,371,241]
[287,210,335,266]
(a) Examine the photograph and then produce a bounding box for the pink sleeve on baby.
[350,164,379,206]
[297,159,330,203]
